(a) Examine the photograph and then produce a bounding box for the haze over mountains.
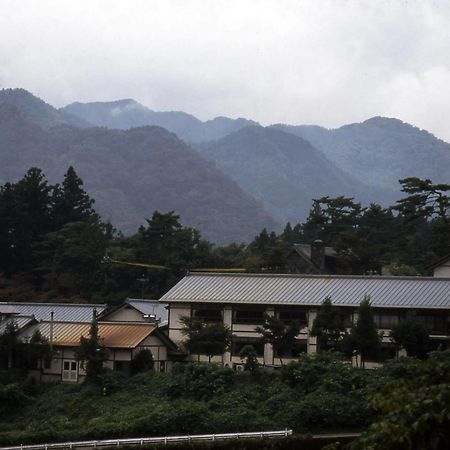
[62,100,258,144]
[1,88,449,243]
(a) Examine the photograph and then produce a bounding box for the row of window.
[193,306,449,332]
[231,337,308,358]
[193,306,309,325]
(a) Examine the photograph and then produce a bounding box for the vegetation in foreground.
[0,351,449,449]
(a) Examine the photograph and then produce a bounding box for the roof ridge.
[186,272,441,281]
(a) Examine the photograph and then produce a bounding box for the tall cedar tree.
[76,313,108,383]
[350,296,381,367]
[311,297,348,352]
[52,166,97,228]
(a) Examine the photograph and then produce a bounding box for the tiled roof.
[160,273,450,309]
[5,302,106,322]
[20,321,157,348]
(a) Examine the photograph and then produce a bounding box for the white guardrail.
[0,430,293,450]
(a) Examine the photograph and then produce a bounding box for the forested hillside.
[0,94,278,243]
[62,99,258,143]
[272,117,450,198]
[195,126,384,224]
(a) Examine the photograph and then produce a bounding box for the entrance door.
[62,360,78,382]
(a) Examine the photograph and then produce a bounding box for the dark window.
[193,306,223,322]
[373,312,400,329]
[276,309,308,326]
[417,313,448,334]
[233,307,265,324]
[232,337,264,356]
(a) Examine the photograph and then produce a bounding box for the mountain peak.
[0,88,91,129]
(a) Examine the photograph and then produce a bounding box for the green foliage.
[0,382,30,416]
[390,312,430,359]
[349,297,382,367]
[75,315,108,384]
[168,363,234,400]
[239,345,259,372]
[350,352,450,450]
[256,314,300,364]
[180,316,232,362]
[0,321,19,369]
[311,297,348,352]
[131,349,154,375]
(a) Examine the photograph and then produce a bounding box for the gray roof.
[0,304,19,314]
[0,315,35,334]
[160,273,450,310]
[126,299,168,324]
[3,302,106,322]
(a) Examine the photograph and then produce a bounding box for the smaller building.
[18,321,178,383]
[285,241,339,274]
[100,298,168,325]
[429,254,450,278]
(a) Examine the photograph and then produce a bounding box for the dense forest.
[0,166,449,304]
[0,351,449,449]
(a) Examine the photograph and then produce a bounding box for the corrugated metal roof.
[160,273,450,309]
[21,321,157,348]
[5,302,106,322]
[0,304,19,314]
[0,315,35,334]
[126,299,168,323]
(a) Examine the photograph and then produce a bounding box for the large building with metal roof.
[160,272,450,367]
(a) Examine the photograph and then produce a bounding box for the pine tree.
[311,297,348,352]
[52,166,96,227]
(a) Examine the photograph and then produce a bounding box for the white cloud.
[1,0,450,140]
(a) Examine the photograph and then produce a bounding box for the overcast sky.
[1,0,450,140]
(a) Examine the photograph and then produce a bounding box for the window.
[62,360,78,382]
[373,312,400,329]
[276,308,308,326]
[417,313,448,334]
[233,307,265,325]
[231,337,264,357]
[193,306,223,322]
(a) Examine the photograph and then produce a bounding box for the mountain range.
[0,90,278,243]
[1,88,449,242]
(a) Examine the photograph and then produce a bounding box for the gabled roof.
[160,272,450,310]
[126,299,168,323]
[428,253,450,270]
[3,302,106,322]
[20,321,158,348]
[99,298,168,325]
[292,244,336,259]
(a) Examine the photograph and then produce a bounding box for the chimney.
[311,240,325,272]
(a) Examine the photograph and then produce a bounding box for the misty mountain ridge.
[195,125,387,224]
[2,87,450,241]
[271,117,450,193]
[0,101,279,243]
[0,88,92,129]
[62,99,259,143]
